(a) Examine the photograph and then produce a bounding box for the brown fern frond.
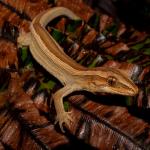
[67,94,150,149]
[0,74,68,149]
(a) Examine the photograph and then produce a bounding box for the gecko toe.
[55,111,73,132]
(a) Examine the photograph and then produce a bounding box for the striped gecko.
[17,7,138,132]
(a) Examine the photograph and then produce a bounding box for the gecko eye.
[107,76,117,87]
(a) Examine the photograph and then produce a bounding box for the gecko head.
[88,68,138,96]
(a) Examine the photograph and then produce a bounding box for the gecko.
[17,7,138,132]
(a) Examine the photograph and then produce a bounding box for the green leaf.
[66,19,82,33]
[64,101,70,111]
[143,48,150,55]
[50,28,66,44]
[21,47,28,62]
[38,80,56,91]
[19,46,34,69]
[125,96,133,106]
[106,55,113,60]
[103,23,118,36]
[127,55,141,63]
[46,80,56,90]
[78,54,90,65]
[88,55,102,68]
[0,80,9,92]
[142,61,150,67]
[26,62,33,68]
[131,43,144,51]
[145,38,150,44]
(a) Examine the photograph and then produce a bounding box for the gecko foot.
[55,111,73,132]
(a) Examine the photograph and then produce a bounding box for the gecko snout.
[128,84,139,96]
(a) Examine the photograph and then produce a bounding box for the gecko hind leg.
[53,84,81,132]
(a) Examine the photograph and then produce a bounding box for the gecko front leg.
[53,84,81,132]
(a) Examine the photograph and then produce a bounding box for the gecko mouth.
[98,85,139,96]
[111,87,138,96]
